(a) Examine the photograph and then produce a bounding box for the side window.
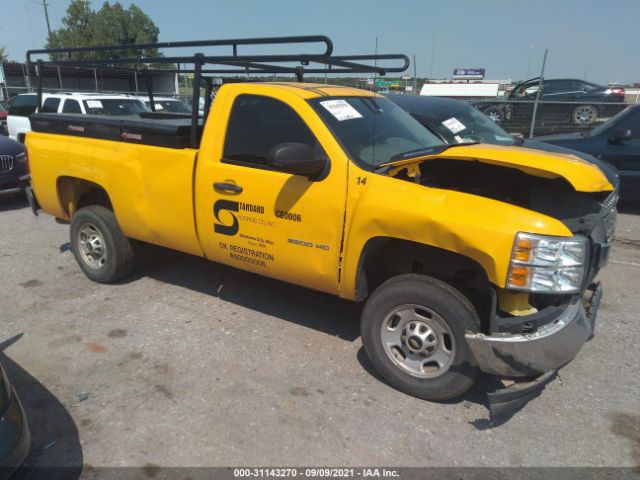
[8,95,37,117]
[62,99,82,114]
[223,94,317,167]
[42,97,61,113]
[546,81,574,95]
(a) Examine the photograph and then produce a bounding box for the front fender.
[339,171,572,300]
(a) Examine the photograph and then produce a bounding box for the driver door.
[194,92,348,295]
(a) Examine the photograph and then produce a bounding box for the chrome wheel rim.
[77,223,107,270]
[380,304,455,379]
[487,111,501,123]
[573,106,596,124]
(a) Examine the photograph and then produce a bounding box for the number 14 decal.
[356,176,367,185]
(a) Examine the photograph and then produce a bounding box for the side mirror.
[268,142,327,179]
[608,128,632,144]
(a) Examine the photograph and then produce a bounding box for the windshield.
[83,99,149,116]
[310,96,444,168]
[589,106,631,137]
[421,105,516,146]
[147,100,192,114]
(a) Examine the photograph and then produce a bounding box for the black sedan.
[538,104,640,202]
[0,362,30,478]
[474,78,626,135]
[0,136,27,197]
[386,94,619,187]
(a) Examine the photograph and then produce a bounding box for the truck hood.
[521,139,618,187]
[383,143,613,193]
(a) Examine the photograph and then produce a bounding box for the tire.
[483,106,504,124]
[572,104,598,125]
[361,274,480,401]
[70,205,135,283]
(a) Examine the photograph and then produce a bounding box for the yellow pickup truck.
[24,81,617,415]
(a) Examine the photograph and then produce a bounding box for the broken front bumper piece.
[465,284,601,419]
[465,293,597,378]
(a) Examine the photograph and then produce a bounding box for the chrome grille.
[0,155,14,173]
[602,190,619,211]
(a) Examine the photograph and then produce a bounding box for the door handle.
[214,182,243,193]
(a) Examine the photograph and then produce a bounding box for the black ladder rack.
[26,35,410,147]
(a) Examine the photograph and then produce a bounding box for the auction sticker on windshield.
[320,100,363,121]
[442,117,466,134]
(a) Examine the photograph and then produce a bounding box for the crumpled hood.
[384,143,614,193]
[522,139,619,187]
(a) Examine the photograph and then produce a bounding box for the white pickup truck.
[7,92,148,142]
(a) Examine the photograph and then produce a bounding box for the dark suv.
[476,78,627,134]
[0,135,27,197]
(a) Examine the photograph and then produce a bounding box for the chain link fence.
[0,61,179,101]
[470,99,631,137]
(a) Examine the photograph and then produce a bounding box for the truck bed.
[30,113,204,149]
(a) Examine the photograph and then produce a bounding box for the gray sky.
[2,0,639,84]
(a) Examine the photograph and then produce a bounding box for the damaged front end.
[383,144,618,419]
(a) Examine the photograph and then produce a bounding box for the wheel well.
[57,177,112,218]
[356,237,492,324]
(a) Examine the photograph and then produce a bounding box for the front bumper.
[465,285,600,378]
[0,387,31,478]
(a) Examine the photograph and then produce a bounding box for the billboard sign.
[452,68,486,80]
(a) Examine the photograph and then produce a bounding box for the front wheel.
[361,274,480,401]
[484,106,504,124]
[70,205,135,283]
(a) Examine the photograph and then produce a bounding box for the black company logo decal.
[214,200,239,236]
[214,200,266,236]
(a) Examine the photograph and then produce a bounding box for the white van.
[7,92,149,142]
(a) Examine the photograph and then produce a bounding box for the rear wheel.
[361,274,479,401]
[572,104,598,125]
[70,205,135,283]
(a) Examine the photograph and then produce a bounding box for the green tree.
[46,0,161,61]
[0,46,8,63]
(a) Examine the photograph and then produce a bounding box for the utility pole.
[413,54,417,94]
[528,48,548,139]
[429,29,436,79]
[41,0,52,37]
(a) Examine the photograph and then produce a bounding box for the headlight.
[15,153,26,163]
[506,232,587,293]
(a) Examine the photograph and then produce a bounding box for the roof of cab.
[230,82,379,99]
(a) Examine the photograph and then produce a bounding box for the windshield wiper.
[374,143,479,174]
[387,145,449,163]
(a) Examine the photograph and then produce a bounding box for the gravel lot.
[1,196,639,472]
